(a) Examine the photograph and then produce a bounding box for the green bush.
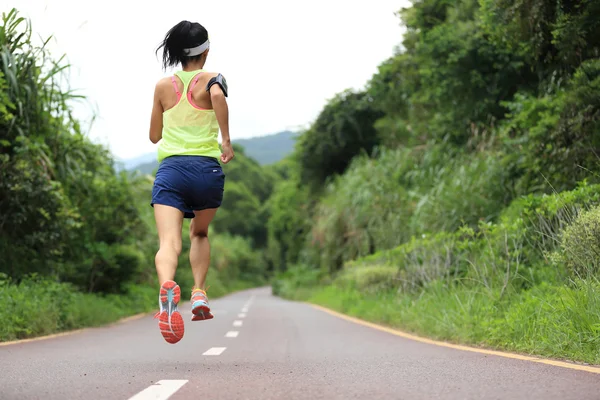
[501,182,600,259]
[0,275,155,341]
[349,231,462,290]
[558,205,600,278]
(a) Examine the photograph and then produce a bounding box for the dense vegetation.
[269,0,600,364]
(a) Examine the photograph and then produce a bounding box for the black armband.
[206,74,228,97]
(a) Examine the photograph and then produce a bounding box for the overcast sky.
[3,1,409,160]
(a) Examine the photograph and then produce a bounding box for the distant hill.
[235,131,297,165]
[134,160,161,175]
[124,130,298,174]
[120,153,157,170]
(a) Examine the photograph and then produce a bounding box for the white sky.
[3,1,409,160]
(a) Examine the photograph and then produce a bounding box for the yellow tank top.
[157,69,222,163]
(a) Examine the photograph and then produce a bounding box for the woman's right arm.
[210,83,234,163]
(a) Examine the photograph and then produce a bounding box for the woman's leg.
[153,204,185,344]
[189,208,218,290]
[154,204,184,285]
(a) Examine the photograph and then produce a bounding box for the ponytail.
[156,21,209,70]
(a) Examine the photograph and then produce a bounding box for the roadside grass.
[302,281,600,365]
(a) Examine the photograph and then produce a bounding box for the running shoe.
[191,288,213,321]
[155,280,184,344]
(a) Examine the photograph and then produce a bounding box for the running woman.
[148,20,234,344]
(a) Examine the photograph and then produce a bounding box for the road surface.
[1,287,599,399]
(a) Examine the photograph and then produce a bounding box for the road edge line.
[309,302,600,375]
[0,311,151,347]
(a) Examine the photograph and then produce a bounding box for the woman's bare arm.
[210,83,234,163]
[149,82,164,144]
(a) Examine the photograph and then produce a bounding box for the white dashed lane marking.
[127,380,188,400]
[238,313,246,318]
[241,295,255,313]
[233,320,243,327]
[203,347,227,356]
[225,331,239,338]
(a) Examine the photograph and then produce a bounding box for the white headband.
[183,39,210,56]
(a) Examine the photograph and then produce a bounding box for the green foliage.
[265,178,311,272]
[411,151,511,233]
[267,0,600,278]
[480,0,600,81]
[0,267,253,342]
[214,180,262,238]
[303,148,414,272]
[501,182,600,259]
[295,89,384,188]
[557,205,600,278]
[0,275,157,341]
[368,0,532,147]
[0,9,150,293]
[501,60,600,193]
[211,232,265,284]
[336,265,399,294]
[270,264,323,300]
[349,184,600,294]
[297,145,513,274]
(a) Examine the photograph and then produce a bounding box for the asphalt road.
[1,287,599,400]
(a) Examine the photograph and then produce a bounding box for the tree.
[296,89,383,188]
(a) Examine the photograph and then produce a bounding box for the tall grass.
[302,145,513,274]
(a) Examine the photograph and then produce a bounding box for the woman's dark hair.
[156,21,209,70]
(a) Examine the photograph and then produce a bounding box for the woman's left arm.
[149,82,164,144]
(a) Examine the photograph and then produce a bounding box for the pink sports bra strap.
[189,74,201,93]
[171,76,182,101]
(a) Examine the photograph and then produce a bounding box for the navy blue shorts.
[151,155,225,218]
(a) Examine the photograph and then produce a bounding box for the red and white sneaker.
[154,280,184,344]
[191,288,214,321]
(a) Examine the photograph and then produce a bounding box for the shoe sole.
[158,280,184,344]
[191,302,213,321]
